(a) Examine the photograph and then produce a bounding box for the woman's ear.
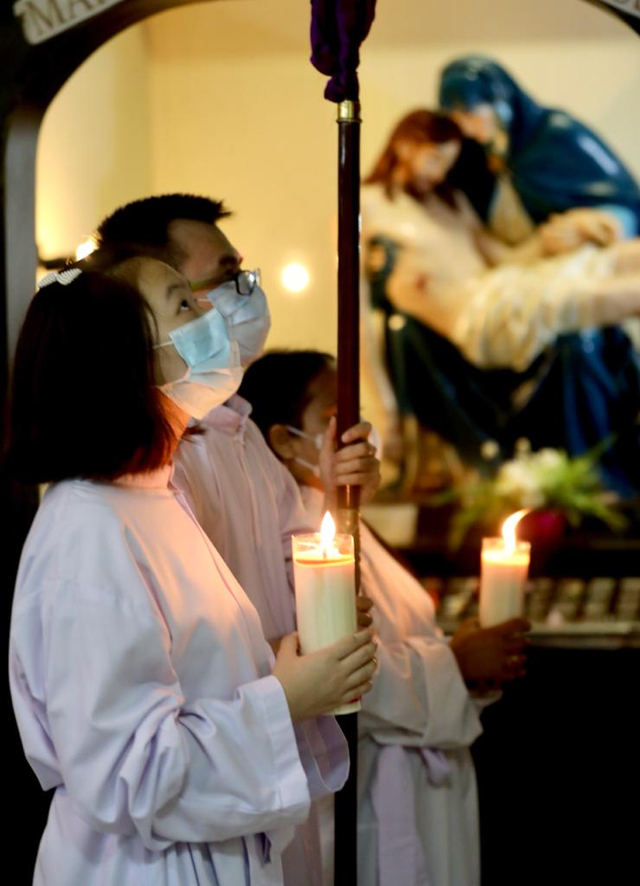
[268,424,295,461]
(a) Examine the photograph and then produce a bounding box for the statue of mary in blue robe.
[439,55,640,237]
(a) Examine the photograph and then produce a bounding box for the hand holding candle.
[480,510,531,627]
[451,616,530,687]
[273,629,376,722]
[293,512,361,714]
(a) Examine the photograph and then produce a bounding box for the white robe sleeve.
[29,576,311,852]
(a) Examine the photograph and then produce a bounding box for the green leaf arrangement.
[448,442,627,548]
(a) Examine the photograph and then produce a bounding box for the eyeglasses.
[189,268,261,296]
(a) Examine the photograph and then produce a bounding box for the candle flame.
[320,511,336,556]
[501,509,530,553]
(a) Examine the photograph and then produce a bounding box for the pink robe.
[10,468,347,886]
[174,396,309,641]
[173,397,336,886]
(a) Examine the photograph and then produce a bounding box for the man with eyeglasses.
[94,194,379,886]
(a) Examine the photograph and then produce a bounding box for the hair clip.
[37,268,83,289]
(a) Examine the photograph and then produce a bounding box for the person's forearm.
[476,229,545,267]
[586,276,640,327]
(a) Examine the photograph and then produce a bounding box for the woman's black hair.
[239,350,334,445]
[6,268,176,484]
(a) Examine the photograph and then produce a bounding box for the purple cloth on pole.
[310,0,377,102]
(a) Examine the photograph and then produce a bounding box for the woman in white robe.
[239,350,530,886]
[6,258,376,886]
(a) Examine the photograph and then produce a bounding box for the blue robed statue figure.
[439,55,640,240]
[360,60,640,496]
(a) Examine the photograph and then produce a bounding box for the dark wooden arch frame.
[1,1,218,381]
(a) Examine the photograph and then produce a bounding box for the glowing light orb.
[281,263,310,293]
[388,314,406,331]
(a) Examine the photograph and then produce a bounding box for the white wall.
[36,25,153,261]
[146,35,339,353]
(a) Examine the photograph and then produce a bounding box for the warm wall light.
[388,314,406,331]
[75,238,96,261]
[281,263,310,293]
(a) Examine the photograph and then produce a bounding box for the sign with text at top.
[13,0,127,44]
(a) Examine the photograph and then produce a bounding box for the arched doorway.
[2,0,639,879]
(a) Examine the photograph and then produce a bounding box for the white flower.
[456,442,623,540]
[495,459,544,504]
[531,448,565,471]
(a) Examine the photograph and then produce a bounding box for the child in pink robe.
[239,349,530,886]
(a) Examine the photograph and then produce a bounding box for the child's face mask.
[287,423,382,456]
[284,422,383,477]
[285,425,323,478]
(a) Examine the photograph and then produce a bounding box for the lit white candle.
[293,512,359,715]
[479,510,531,627]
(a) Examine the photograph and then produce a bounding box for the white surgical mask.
[285,426,323,478]
[201,271,271,367]
[155,307,242,419]
[294,456,321,478]
[286,420,382,460]
[285,425,324,451]
[368,424,383,461]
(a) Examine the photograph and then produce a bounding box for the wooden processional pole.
[308,4,376,882]
[333,96,362,886]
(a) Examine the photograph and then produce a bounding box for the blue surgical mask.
[200,272,271,367]
[155,307,242,419]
